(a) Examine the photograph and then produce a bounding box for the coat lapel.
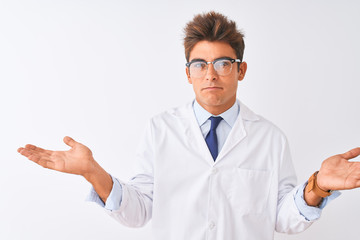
[174,100,260,166]
[173,101,215,166]
[215,100,260,164]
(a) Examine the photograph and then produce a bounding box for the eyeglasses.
[186,57,241,78]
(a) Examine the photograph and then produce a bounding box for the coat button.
[209,221,215,229]
[211,168,218,174]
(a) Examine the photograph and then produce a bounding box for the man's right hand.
[18,136,114,203]
[17,136,95,177]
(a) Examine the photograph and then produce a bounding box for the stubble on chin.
[198,94,224,108]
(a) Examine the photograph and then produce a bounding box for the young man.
[18,12,360,240]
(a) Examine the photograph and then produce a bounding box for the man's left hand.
[317,147,360,192]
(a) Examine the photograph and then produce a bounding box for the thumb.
[63,136,77,148]
[341,147,360,160]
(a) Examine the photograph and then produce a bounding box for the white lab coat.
[107,100,313,240]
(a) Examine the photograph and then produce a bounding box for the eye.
[192,61,206,69]
[217,60,231,68]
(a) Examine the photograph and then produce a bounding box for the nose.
[205,63,218,81]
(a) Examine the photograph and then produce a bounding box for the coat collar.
[168,99,260,166]
[169,99,260,122]
[192,99,240,128]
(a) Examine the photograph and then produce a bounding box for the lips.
[202,86,222,91]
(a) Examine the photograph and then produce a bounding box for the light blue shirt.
[87,99,340,221]
[192,99,238,154]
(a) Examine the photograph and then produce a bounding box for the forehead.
[189,40,237,61]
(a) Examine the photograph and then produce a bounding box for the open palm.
[317,147,360,191]
[18,136,95,176]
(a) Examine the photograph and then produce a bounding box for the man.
[17,12,360,240]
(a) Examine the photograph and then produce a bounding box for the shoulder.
[151,101,192,120]
[147,101,193,127]
[239,101,288,141]
[257,115,287,139]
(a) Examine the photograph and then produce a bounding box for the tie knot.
[209,116,223,130]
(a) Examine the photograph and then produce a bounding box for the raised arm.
[17,136,113,203]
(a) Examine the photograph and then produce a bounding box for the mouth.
[202,86,223,91]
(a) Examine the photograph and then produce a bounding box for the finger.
[28,153,52,164]
[24,144,52,155]
[341,147,360,160]
[18,148,51,160]
[18,148,34,157]
[18,148,56,170]
[17,147,24,154]
[63,136,77,148]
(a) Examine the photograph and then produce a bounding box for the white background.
[1,0,359,239]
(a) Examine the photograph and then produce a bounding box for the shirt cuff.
[294,181,341,221]
[85,174,123,211]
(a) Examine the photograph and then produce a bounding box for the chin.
[200,97,224,107]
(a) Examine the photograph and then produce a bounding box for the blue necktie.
[205,116,223,161]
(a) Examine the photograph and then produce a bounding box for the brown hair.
[183,11,245,67]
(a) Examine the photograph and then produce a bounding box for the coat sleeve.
[105,120,155,228]
[275,137,316,233]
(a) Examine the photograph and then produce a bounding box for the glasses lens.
[190,61,207,78]
[214,59,232,76]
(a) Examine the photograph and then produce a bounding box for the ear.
[237,61,247,81]
[186,67,192,84]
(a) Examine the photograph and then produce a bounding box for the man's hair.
[183,11,245,66]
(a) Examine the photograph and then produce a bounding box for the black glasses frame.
[185,57,241,68]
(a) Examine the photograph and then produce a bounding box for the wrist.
[82,158,100,181]
[82,161,113,203]
[306,171,332,198]
[315,171,330,192]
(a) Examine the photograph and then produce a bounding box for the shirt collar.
[192,99,239,127]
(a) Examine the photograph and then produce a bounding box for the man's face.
[186,40,247,115]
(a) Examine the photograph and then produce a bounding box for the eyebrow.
[189,56,233,62]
